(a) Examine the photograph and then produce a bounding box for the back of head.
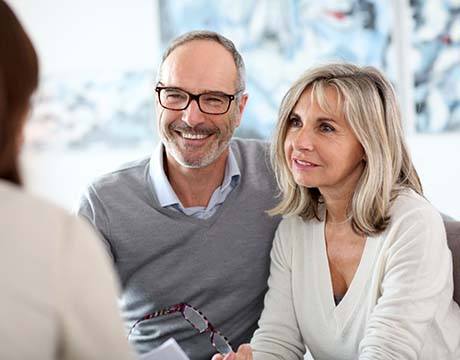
[271,63,422,235]
[0,0,39,186]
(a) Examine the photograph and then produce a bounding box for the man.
[78,30,281,360]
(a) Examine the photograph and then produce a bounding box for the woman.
[214,64,460,359]
[0,1,134,359]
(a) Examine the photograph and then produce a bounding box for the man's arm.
[77,184,115,261]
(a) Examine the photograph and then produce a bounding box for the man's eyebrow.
[157,84,229,95]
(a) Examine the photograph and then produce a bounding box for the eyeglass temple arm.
[127,303,186,338]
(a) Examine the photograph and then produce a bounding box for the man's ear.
[234,93,248,127]
[238,93,248,114]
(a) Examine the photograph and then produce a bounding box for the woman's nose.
[292,126,314,151]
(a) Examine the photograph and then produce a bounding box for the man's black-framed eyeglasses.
[155,86,243,115]
[128,303,233,355]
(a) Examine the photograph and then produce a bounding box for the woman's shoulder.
[0,180,90,250]
[390,188,442,224]
[1,180,70,223]
[385,188,445,243]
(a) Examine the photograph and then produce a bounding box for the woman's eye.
[288,117,302,128]
[319,123,335,133]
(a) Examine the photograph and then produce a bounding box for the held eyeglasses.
[128,303,233,355]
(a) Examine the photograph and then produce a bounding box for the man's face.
[156,40,247,169]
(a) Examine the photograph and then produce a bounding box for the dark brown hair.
[0,0,39,185]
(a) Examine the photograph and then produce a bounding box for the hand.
[211,344,253,360]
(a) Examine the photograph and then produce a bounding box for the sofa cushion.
[445,221,460,305]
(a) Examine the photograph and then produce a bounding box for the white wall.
[407,134,460,219]
[9,0,160,73]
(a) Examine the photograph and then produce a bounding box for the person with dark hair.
[78,30,281,360]
[0,1,135,359]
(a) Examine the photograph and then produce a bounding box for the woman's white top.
[251,189,460,360]
[0,180,135,360]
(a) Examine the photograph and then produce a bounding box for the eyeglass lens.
[213,333,233,354]
[183,306,232,354]
[183,306,208,332]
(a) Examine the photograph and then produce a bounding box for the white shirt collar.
[149,142,240,209]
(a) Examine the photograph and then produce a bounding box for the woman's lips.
[292,158,320,169]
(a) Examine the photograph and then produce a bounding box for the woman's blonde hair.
[269,63,422,235]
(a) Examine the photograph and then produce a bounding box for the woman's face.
[284,86,365,199]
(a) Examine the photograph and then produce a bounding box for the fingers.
[236,344,253,360]
[224,352,236,360]
[212,352,235,360]
[211,344,253,360]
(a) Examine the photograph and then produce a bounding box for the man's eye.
[319,123,335,133]
[165,92,186,100]
[203,95,225,105]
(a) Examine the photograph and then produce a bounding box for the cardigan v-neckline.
[313,219,378,331]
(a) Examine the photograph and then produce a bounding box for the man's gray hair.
[157,30,246,91]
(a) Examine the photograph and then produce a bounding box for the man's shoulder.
[230,137,269,153]
[230,138,271,167]
[229,138,277,193]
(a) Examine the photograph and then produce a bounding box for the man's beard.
[160,117,237,169]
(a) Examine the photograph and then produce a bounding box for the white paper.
[138,338,190,360]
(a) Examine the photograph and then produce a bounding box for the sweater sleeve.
[56,215,135,360]
[251,223,306,360]
[359,205,453,359]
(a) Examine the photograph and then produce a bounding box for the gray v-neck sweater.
[78,138,281,360]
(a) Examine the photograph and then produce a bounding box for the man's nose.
[182,99,205,128]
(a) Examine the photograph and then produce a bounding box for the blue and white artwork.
[24,1,158,151]
[25,0,459,151]
[27,69,155,149]
[411,0,460,132]
[158,0,393,139]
